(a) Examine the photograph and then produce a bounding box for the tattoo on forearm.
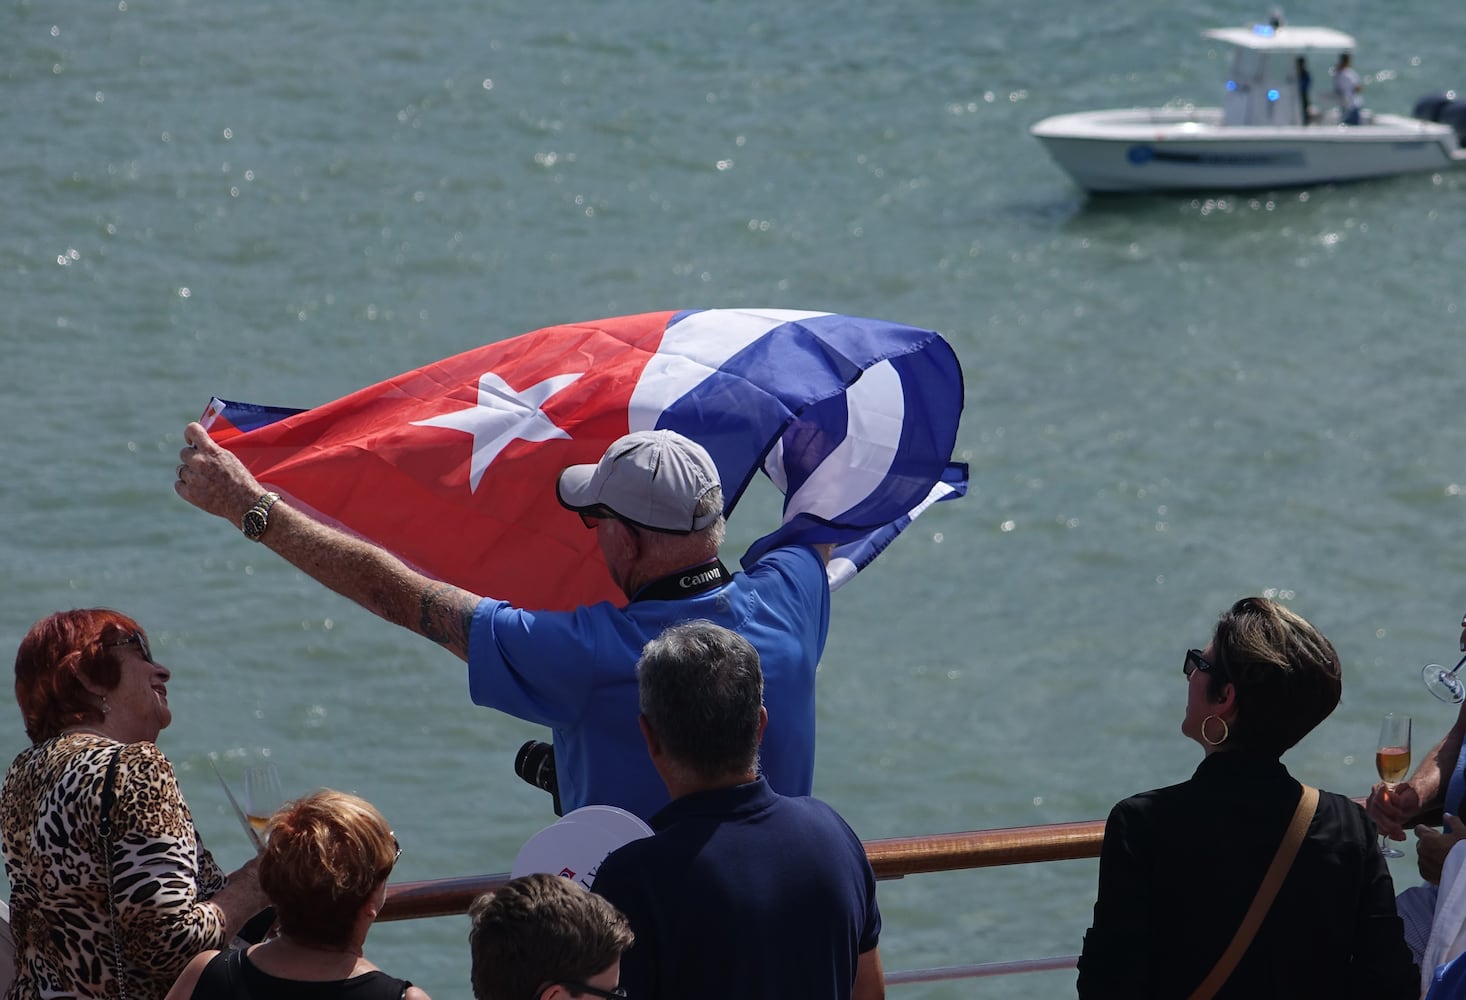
[419,584,472,650]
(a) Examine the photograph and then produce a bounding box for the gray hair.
[693,487,726,549]
[637,621,762,781]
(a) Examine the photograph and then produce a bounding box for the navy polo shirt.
[592,778,880,1000]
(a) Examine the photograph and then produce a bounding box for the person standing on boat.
[1296,57,1313,125]
[590,621,883,1000]
[175,425,831,823]
[1333,52,1364,125]
[1076,597,1417,999]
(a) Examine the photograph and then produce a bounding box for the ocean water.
[6,0,1466,995]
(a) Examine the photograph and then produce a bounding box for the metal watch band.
[241,492,281,541]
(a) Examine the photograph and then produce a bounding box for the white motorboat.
[1029,23,1466,194]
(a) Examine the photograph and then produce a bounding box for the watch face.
[242,508,268,539]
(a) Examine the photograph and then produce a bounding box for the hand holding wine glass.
[1375,714,1412,859]
[243,763,285,836]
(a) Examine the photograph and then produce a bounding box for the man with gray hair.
[178,425,832,820]
[591,621,884,1000]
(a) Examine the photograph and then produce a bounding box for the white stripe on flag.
[627,309,829,432]
[904,477,962,522]
[782,359,903,521]
[824,479,961,592]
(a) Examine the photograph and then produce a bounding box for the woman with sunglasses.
[166,789,428,1000]
[1076,597,1417,998]
[0,609,270,1000]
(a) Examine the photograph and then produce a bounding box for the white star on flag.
[413,370,584,491]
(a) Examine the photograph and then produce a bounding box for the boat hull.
[1030,107,1463,193]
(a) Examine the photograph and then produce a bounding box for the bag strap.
[225,948,255,1000]
[99,746,128,1000]
[1186,783,1319,1000]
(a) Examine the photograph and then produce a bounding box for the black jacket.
[1077,750,1417,999]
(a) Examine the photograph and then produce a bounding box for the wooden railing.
[379,817,1108,922]
[379,817,1108,984]
[379,802,1380,983]
[863,817,1108,878]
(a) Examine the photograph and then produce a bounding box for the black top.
[190,948,410,1000]
[1077,751,1417,999]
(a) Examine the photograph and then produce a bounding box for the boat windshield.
[1222,46,1306,126]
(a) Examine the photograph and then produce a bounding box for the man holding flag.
[174,308,965,821]
[177,422,830,821]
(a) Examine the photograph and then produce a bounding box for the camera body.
[514,740,563,816]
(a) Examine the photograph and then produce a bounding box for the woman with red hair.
[166,789,430,1000]
[0,609,269,1000]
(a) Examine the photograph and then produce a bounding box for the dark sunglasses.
[1183,648,1227,681]
[378,833,402,880]
[546,984,627,1000]
[577,505,614,529]
[105,630,153,664]
[577,506,638,536]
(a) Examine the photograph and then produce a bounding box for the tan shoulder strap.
[1186,784,1319,1000]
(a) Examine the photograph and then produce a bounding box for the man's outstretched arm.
[175,421,479,661]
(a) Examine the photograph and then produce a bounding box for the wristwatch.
[241,492,281,541]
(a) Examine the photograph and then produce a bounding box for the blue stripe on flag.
[644,310,966,584]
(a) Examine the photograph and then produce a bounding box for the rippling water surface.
[6,0,1466,994]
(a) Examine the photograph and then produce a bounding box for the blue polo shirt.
[466,545,830,820]
[591,778,881,1000]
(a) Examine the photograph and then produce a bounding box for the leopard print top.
[1,733,230,1000]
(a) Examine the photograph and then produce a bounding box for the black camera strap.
[630,559,731,604]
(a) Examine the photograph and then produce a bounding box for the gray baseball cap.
[557,430,723,533]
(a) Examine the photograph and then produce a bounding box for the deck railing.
[378,817,1108,984]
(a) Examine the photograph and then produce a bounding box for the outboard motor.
[1412,90,1455,123]
[1439,100,1466,144]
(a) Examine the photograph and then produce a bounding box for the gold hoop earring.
[1202,714,1229,746]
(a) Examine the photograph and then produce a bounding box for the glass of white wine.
[243,763,285,837]
[1375,713,1412,859]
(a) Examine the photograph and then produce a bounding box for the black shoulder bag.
[99,747,129,1000]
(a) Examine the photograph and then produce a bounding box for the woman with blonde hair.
[166,789,429,1000]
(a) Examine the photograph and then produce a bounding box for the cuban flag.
[201,308,967,611]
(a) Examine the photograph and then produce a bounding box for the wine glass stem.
[1377,781,1405,857]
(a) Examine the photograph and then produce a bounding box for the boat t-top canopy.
[1204,24,1356,54]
